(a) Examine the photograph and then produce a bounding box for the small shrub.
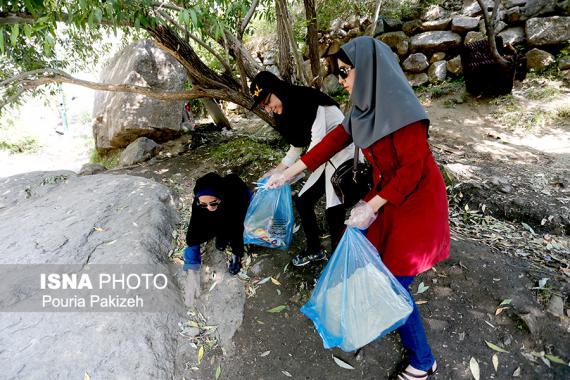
[0,137,40,154]
[90,149,120,169]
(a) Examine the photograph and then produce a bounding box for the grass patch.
[415,79,465,100]
[90,149,120,169]
[524,84,560,100]
[207,136,284,181]
[556,105,570,120]
[0,137,40,154]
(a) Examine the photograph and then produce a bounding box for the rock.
[372,17,385,37]
[346,28,360,39]
[422,5,449,21]
[447,55,463,76]
[327,40,341,56]
[561,69,570,83]
[377,31,410,56]
[465,31,485,44]
[0,171,76,209]
[428,61,448,82]
[321,74,343,95]
[384,18,403,31]
[403,53,429,73]
[0,172,183,379]
[422,18,452,31]
[181,326,200,337]
[498,27,525,45]
[403,19,423,35]
[92,40,186,153]
[119,137,159,166]
[430,52,447,63]
[559,56,570,70]
[249,258,270,276]
[546,295,564,317]
[526,48,556,72]
[463,0,495,17]
[506,0,527,7]
[410,31,462,54]
[493,20,508,34]
[526,16,570,47]
[504,6,524,23]
[406,72,429,87]
[342,15,360,30]
[198,246,245,354]
[78,163,107,176]
[451,16,480,33]
[524,0,558,18]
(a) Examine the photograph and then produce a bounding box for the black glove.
[228,255,242,275]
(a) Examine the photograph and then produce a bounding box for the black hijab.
[250,71,338,147]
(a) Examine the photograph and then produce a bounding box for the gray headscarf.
[341,36,429,148]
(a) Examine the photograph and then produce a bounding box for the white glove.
[346,200,377,229]
[265,171,289,189]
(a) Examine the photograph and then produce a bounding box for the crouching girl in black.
[184,172,251,275]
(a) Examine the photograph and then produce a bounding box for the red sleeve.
[377,122,429,206]
[301,125,352,172]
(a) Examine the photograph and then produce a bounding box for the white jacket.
[280,105,356,208]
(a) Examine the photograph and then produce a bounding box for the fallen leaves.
[485,340,509,353]
[215,365,222,379]
[492,354,499,372]
[332,355,355,370]
[260,350,270,357]
[198,346,204,364]
[267,305,287,313]
[281,370,292,377]
[469,357,480,380]
[416,282,430,294]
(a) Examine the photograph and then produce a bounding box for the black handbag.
[330,146,373,208]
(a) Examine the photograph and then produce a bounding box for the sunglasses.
[198,200,221,208]
[337,66,353,79]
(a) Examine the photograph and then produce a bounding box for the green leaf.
[215,365,221,379]
[190,9,198,26]
[267,305,286,313]
[0,29,5,54]
[485,340,509,353]
[10,24,19,47]
[544,354,567,365]
[23,24,33,38]
[499,298,512,306]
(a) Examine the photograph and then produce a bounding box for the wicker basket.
[460,37,516,96]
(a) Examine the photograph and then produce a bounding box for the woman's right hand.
[266,171,289,188]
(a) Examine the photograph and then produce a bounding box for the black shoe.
[228,255,242,275]
[291,251,327,267]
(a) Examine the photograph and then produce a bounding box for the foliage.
[90,149,120,169]
[0,136,39,153]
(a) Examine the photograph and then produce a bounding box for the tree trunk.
[303,0,321,88]
[202,98,231,129]
[275,0,294,83]
[476,0,510,70]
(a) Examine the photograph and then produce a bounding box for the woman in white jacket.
[250,71,355,267]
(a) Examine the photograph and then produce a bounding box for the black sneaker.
[228,255,242,275]
[292,251,327,267]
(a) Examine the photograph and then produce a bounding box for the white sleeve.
[281,145,304,167]
[307,106,327,151]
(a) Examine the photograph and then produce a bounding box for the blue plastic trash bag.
[243,178,294,249]
[301,227,414,352]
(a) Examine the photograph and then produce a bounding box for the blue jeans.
[395,276,436,371]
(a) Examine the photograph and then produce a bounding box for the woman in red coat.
[268,36,449,380]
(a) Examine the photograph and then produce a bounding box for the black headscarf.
[186,173,251,251]
[250,71,338,147]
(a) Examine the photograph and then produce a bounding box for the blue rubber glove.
[183,245,201,271]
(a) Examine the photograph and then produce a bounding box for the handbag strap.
[352,145,359,171]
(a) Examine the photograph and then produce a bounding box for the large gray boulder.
[498,26,525,45]
[526,16,570,47]
[428,61,448,82]
[92,39,187,153]
[377,32,410,56]
[403,53,429,73]
[0,172,186,379]
[451,16,480,33]
[526,48,556,71]
[410,31,463,53]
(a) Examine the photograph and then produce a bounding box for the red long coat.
[301,121,450,276]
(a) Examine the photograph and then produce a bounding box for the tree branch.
[156,9,233,74]
[239,0,259,38]
[477,0,510,68]
[0,69,227,106]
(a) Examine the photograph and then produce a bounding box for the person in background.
[250,71,355,267]
[184,172,251,276]
[267,36,450,380]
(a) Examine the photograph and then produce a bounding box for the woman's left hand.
[345,200,377,229]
